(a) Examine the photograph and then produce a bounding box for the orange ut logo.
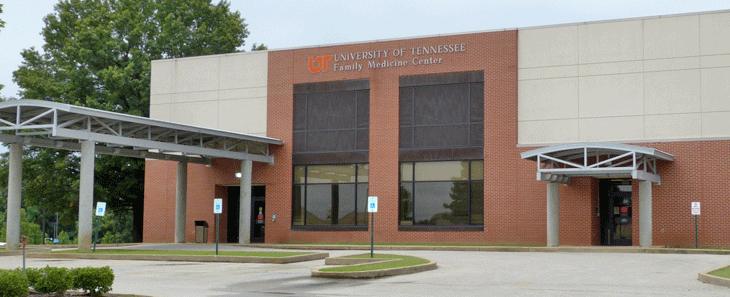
[308,55,333,73]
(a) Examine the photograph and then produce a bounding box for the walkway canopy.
[521,142,675,185]
[1,100,283,250]
[521,142,674,247]
[0,99,283,164]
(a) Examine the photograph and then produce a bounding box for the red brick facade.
[143,30,730,248]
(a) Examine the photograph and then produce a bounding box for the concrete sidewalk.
[0,244,728,296]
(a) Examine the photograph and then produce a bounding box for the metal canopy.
[0,100,283,164]
[521,142,675,185]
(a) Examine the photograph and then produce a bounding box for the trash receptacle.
[194,221,208,243]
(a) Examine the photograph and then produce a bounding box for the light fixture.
[235,172,241,178]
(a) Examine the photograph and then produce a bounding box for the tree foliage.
[14,0,248,115]
[10,0,249,242]
[251,43,268,51]
[0,3,5,92]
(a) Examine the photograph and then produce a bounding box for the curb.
[311,254,437,279]
[698,264,730,288]
[28,252,329,264]
[243,244,730,255]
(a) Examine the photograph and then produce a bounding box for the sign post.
[691,202,700,248]
[214,199,223,255]
[367,196,378,258]
[94,202,106,252]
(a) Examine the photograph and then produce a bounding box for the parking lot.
[0,244,728,296]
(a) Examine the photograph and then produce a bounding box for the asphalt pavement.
[0,244,728,297]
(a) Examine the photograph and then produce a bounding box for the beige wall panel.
[518,78,578,121]
[645,57,700,72]
[518,26,578,68]
[578,73,644,118]
[645,114,701,139]
[579,20,643,64]
[702,112,730,137]
[644,69,701,115]
[701,67,730,112]
[217,98,267,135]
[173,90,219,104]
[219,52,268,90]
[701,54,730,68]
[518,119,579,145]
[149,104,171,122]
[151,60,173,95]
[151,93,172,105]
[518,65,578,80]
[579,116,644,142]
[578,61,642,76]
[170,101,220,130]
[700,12,730,56]
[644,15,700,59]
[174,57,221,93]
[219,87,267,101]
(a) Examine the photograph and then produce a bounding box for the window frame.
[292,163,369,231]
[398,160,484,231]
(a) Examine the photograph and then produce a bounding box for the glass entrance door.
[250,199,265,243]
[599,180,632,246]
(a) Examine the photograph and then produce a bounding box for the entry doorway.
[599,179,632,246]
[226,186,265,243]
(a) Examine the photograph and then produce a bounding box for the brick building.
[144,10,730,248]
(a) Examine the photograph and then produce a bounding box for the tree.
[0,3,5,91]
[251,43,268,51]
[11,0,249,242]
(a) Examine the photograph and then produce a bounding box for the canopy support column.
[6,143,22,250]
[239,159,252,244]
[639,180,653,247]
[78,140,95,251]
[547,182,560,247]
[175,161,188,243]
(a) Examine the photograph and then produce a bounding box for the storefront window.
[292,164,369,226]
[399,160,483,226]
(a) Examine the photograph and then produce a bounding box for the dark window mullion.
[467,84,472,147]
[411,88,415,146]
[468,161,472,225]
[354,165,358,225]
[303,165,308,225]
[411,162,416,225]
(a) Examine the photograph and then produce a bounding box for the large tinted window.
[292,164,369,227]
[399,160,483,226]
[293,80,369,164]
[399,71,483,161]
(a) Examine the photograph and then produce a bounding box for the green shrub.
[71,266,115,296]
[25,267,41,288]
[0,269,29,297]
[57,230,71,244]
[33,266,73,294]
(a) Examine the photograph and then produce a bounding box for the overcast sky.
[0,0,728,99]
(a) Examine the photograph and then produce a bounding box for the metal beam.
[0,134,211,165]
[54,128,274,163]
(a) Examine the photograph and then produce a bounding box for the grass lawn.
[51,249,308,257]
[286,242,540,247]
[709,266,730,278]
[319,254,429,272]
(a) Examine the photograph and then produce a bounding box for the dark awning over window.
[521,142,674,185]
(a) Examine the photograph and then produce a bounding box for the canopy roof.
[521,142,675,185]
[0,100,283,164]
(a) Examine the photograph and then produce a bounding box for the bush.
[25,267,41,288]
[57,230,71,244]
[33,266,73,295]
[0,269,29,297]
[72,266,115,296]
